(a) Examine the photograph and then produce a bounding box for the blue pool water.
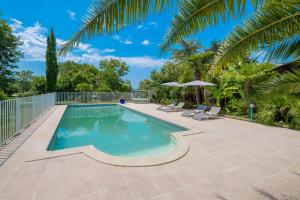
[48,104,187,157]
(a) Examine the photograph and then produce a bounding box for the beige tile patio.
[164,187,199,200]
[151,172,183,194]
[2,174,42,200]
[102,185,134,200]
[0,104,299,200]
[127,178,161,200]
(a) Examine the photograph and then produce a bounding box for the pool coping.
[25,104,198,167]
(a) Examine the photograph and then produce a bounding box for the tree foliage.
[45,28,58,92]
[0,18,23,94]
[98,58,130,92]
[213,0,300,73]
[15,70,34,93]
[57,59,131,92]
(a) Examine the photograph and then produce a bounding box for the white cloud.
[141,40,150,46]
[67,10,76,20]
[112,35,133,45]
[149,21,158,27]
[10,18,23,30]
[10,19,165,69]
[102,48,116,53]
[124,39,133,45]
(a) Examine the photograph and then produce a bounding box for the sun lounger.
[193,112,210,120]
[164,102,185,112]
[205,106,221,118]
[193,106,221,120]
[181,105,207,117]
[156,103,176,111]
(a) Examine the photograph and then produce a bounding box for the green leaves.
[160,0,254,52]
[212,0,300,72]
[46,29,58,92]
[265,36,300,63]
[263,69,300,95]
[59,0,172,55]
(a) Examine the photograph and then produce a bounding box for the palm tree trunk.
[194,68,202,105]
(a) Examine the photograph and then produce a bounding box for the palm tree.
[172,40,214,104]
[59,0,253,55]
[172,40,203,104]
[260,68,300,129]
[211,0,300,73]
[60,0,298,66]
[59,0,299,93]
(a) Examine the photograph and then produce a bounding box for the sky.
[0,0,254,88]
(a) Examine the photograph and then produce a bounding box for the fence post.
[0,101,2,144]
[16,99,20,133]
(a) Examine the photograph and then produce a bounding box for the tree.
[57,60,131,92]
[138,61,193,104]
[59,0,298,73]
[57,61,99,91]
[260,69,300,129]
[172,40,214,104]
[15,70,34,93]
[32,76,46,94]
[0,19,22,94]
[75,83,94,92]
[45,28,58,92]
[212,1,300,73]
[98,59,129,92]
[59,0,254,54]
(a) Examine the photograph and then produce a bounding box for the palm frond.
[59,0,172,55]
[264,68,300,95]
[213,0,300,72]
[160,0,258,52]
[265,36,300,63]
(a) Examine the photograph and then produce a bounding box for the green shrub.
[0,90,8,101]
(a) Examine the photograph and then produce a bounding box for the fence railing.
[0,93,56,147]
[56,91,150,104]
[0,91,150,147]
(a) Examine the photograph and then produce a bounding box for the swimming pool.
[48,104,187,157]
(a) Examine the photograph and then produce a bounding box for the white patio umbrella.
[182,80,215,104]
[181,80,215,86]
[161,82,182,87]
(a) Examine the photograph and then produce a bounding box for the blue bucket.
[120,98,125,104]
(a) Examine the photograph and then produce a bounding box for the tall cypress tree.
[45,28,58,92]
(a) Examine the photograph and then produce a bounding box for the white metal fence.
[0,93,55,147]
[0,91,150,147]
[56,91,150,104]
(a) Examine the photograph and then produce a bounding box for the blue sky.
[1,0,253,88]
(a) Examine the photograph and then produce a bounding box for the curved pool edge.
[83,133,189,167]
[26,132,190,167]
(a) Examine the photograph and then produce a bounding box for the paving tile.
[224,163,280,186]
[151,172,183,194]
[150,195,169,200]
[103,185,134,200]
[0,194,22,200]
[73,193,102,200]
[94,167,127,188]
[169,167,201,185]
[187,178,218,199]
[2,174,42,200]
[264,171,300,198]
[165,187,199,200]
[127,178,161,200]
[231,187,278,200]
[15,159,48,177]
[35,156,98,200]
